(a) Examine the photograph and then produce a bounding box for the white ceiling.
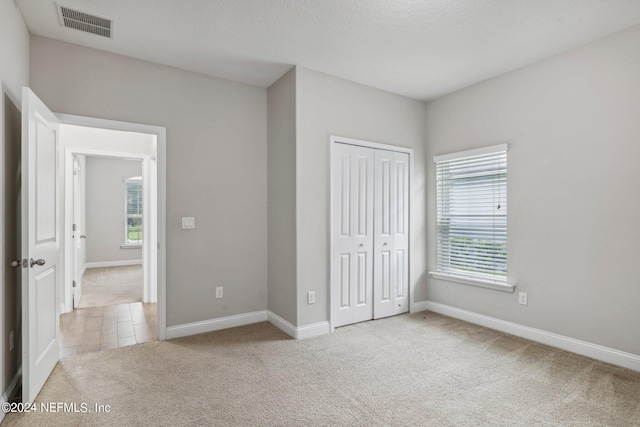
[16,0,640,100]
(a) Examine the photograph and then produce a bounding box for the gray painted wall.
[295,67,427,326]
[31,36,268,327]
[424,24,640,355]
[0,0,29,396]
[267,68,297,325]
[85,156,143,264]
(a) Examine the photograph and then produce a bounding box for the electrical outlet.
[9,331,14,352]
[216,287,223,299]
[307,291,315,304]
[519,292,528,306]
[182,217,195,229]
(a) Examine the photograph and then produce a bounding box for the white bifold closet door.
[373,149,409,319]
[332,144,375,327]
[332,143,409,328]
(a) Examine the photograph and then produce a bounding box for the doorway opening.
[59,119,165,357]
[20,89,166,403]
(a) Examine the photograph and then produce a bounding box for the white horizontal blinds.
[435,145,507,282]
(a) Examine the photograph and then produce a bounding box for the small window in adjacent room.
[432,144,509,289]
[124,176,142,246]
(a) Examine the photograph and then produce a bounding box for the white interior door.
[72,156,82,308]
[22,87,61,403]
[332,143,374,327]
[391,151,409,315]
[373,150,410,318]
[373,150,395,319]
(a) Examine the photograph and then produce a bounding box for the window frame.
[123,176,143,247]
[429,144,514,293]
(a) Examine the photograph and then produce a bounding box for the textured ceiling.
[16,0,640,100]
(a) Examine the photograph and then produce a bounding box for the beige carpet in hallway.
[3,312,640,426]
[78,266,143,308]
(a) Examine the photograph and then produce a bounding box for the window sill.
[121,244,142,249]
[429,271,515,293]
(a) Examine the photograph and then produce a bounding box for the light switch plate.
[182,217,195,229]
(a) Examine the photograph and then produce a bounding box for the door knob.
[30,258,46,268]
[383,242,388,246]
[80,235,87,239]
[9,260,21,268]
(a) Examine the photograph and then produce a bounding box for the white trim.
[57,113,167,341]
[329,135,414,330]
[85,259,142,269]
[409,151,415,314]
[411,300,430,313]
[0,366,22,423]
[268,312,331,339]
[331,135,413,154]
[429,271,515,293]
[267,312,297,338]
[296,321,331,339]
[166,311,268,340]
[169,311,332,341]
[420,301,640,372]
[433,143,508,163]
[329,140,335,331]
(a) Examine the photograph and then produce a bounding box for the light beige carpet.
[4,312,640,426]
[78,266,143,308]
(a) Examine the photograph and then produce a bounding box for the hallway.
[59,302,156,357]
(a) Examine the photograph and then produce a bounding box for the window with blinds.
[434,144,507,282]
[125,177,143,245]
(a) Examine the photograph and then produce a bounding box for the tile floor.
[59,302,157,357]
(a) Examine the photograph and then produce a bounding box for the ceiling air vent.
[57,4,112,38]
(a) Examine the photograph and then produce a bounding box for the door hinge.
[72,280,77,288]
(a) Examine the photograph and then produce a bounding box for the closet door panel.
[393,152,410,314]
[373,150,395,319]
[332,143,374,327]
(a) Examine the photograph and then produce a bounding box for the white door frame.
[59,113,167,340]
[329,135,414,331]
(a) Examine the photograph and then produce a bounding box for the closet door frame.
[329,136,414,331]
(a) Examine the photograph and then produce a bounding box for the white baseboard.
[166,310,268,339]
[267,311,331,339]
[296,320,331,339]
[85,260,142,269]
[412,301,431,313]
[419,301,640,372]
[167,310,330,341]
[267,312,297,338]
[0,366,22,424]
